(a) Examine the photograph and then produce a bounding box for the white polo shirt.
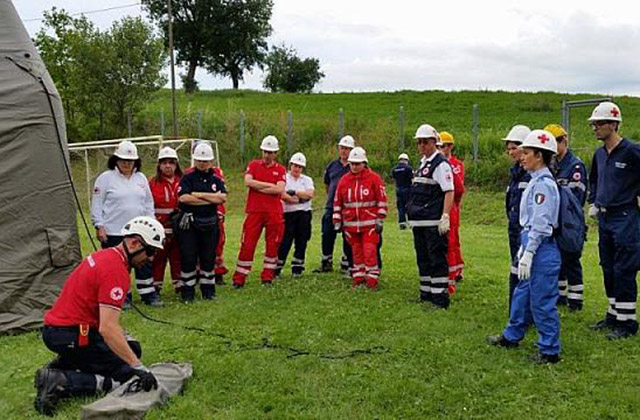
[282,173,314,213]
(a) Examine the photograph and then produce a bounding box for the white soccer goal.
[68,135,220,210]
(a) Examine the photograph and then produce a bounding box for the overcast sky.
[13,0,640,95]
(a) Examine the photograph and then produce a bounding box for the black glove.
[132,369,159,392]
[375,221,383,234]
[286,189,296,197]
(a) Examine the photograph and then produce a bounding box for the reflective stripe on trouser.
[559,249,584,305]
[503,234,561,355]
[233,212,284,285]
[214,219,228,275]
[598,208,640,331]
[151,234,181,290]
[277,210,312,275]
[412,226,449,308]
[177,223,217,297]
[135,262,158,300]
[344,230,380,288]
[447,204,464,281]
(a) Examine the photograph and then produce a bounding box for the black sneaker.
[34,368,68,416]
[590,318,615,331]
[215,274,226,286]
[531,353,560,364]
[312,263,333,273]
[487,335,519,348]
[607,328,637,340]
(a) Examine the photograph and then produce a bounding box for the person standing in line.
[407,124,454,309]
[391,153,413,230]
[176,143,227,302]
[438,131,466,293]
[313,135,355,274]
[587,102,640,340]
[148,146,182,297]
[90,140,160,306]
[544,124,588,311]
[232,136,286,288]
[502,125,532,309]
[276,152,315,278]
[488,129,562,364]
[333,147,388,289]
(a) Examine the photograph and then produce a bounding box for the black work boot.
[590,317,616,331]
[201,285,217,300]
[312,261,333,273]
[215,274,226,285]
[34,368,68,416]
[181,286,195,303]
[531,353,560,364]
[142,293,164,307]
[557,296,568,306]
[487,335,519,348]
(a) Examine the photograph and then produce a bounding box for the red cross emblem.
[538,134,549,144]
[611,107,620,117]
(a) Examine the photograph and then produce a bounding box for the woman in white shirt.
[90,140,158,306]
[276,153,315,278]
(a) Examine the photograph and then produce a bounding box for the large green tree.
[263,45,324,93]
[143,0,273,91]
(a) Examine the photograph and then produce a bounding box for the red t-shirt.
[245,159,286,213]
[44,247,130,329]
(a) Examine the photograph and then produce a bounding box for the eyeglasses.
[590,121,610,129]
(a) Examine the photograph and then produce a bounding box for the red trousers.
[152,234,181,290]
[233,212,284,285]
[344,229,380,289]
[214,219,228,275]
[447,204,464,293]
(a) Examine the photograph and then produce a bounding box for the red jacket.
[149,175,180,232]
[449,156,465,204]
[333,168,388,232]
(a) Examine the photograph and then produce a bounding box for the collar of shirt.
[115,167,137,178]
[421,150,440,164]
[606,138,629,156]
[111,246,129,271]
[260,160,277,169]
[529,166,553,181]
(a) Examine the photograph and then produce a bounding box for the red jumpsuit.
[232,159,286,286]
[447,156,465,294]
[212,168,228,277]
[148,175,181,291]
[333,168,388,289]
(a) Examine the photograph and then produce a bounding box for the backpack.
[554,184,586,254]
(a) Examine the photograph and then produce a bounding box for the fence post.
[562,99,570,136]
[472,104,479,164]
[398,105,405,152]
[339,108,345,139]
[197,109,203,138]
[160,109,165,137]
[127,110,132,138]
[239,110,245,156]
[287,110,293,152]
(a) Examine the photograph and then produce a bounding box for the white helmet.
[520,129,557,154]
[193,142,214,161]
[348,147,368,163]
[289,152,307,167]
[589,101,622,122]
[502,125,531,144]
[398,153,409,161]
[158,146,178,161]
[260,135,280,152]
[338,135,356,149]
[114,140,139,160]
[414,124,439,140]
[121,216,165,249]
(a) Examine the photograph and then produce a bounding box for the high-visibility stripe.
[333,205,342,211]
[408,220,440,227]
[136,277,154,285]
[237,260,253,267]
[343,220,376,227]
[567,182,586,191]
[414,177,437,185]
[448,264,464,272]
[155,208,174,214]
[263,263,277,269]
[567,293,584,300]
[353,272,365,278]
[264,256,277,263]
[199,278,216,285]
[138,286,156,295]
[344,201,377,208]
[165,228,173,234]
[607,307,618,316]
[431,277,449,285]
[617,313,637,321]
[431,287,447,294]
[420,276,431,282]
[568,285,584,291]
[181,270,197,279]
[378,209,388,215]
[419,285,432,292]
[609,297,616,304]
[616,302,636,310]
[333,213,342,219]
[236,267,250,275]
[184,279,197,287]
[558,280,568,287]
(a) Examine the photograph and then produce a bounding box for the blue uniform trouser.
[503,234,561,355]
[396,188,410,224]
[598,207,640,332]
[559,250,583,307]
[321,208,352,270]
[507,224,520,310]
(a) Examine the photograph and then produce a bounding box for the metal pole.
[167,0,178,138]
[398,106,405,151]
[83,149,91,210]
[339,108,345,139]
[127,110,132,138]
[239,110,245,155]
[562,100,569,132]
[160,109,165,136]
[472,104,479,164]
[287,110,293,152]
[197,109,203,138]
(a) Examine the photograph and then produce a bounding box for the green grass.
[2,184,639,419]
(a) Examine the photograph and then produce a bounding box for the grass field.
[2,180,639,419]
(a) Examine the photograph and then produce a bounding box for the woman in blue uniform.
[489,129,562,364]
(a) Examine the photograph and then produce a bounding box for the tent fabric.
[81,363,193,420]
[0,0,81,333]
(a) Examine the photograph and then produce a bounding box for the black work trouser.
[277,210,312,275]
[412,226,449,308]
[320,208,352,270]
[42,326,142,396]
[176,224,218,298]
[396,187,410,224]
[559,250,584,307]
[507,225,521,312]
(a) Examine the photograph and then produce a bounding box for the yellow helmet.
[543,124,567,139]
[439,131,455,144]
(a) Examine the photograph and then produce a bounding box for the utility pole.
[167,0,178,137]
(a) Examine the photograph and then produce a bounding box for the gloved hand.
[588,204,599,219]
[334,222,341,232]
[375,220,383,234]
[179,212,194,230]
[131,366,158,392]
[438,213,450,235]
[517,251,534,281]
[286,189,296,197]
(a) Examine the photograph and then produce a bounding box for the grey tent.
[0,0,81,333]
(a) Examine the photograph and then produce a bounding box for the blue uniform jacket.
[520,167,559,255]
[588,138,640,209]
[555,150,588,206]
[506,163,531,229]
[391,163,413,189]
[323,159,350,209]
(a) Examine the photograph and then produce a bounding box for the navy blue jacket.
[555,149,588,206]
[323,159,350,209]
[178,168,227,218]
[588,138,640,209]
[505,163,531,230]
[391,162,413,189]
